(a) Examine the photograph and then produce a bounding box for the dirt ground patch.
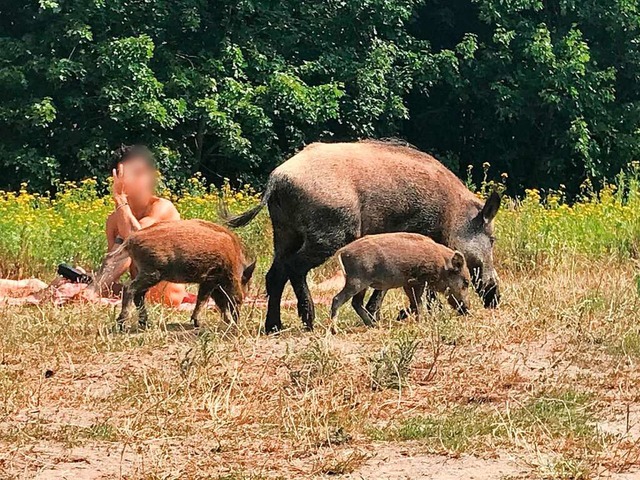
[1,259,640,479]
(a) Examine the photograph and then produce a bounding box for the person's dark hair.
[111,144,156,171]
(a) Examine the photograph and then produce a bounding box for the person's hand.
[78,284,100,302]
[112,164,128,206]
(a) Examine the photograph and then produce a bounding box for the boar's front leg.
[116,286,135,331]
[402,284,426,321]
[191,281,216,328]
[211,283,241,324]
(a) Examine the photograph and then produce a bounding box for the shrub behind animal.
[331,233,471,326]
[103,219,255,330]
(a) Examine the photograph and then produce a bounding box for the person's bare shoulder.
[149,197,180,222]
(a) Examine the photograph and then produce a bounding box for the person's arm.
[89,200,180,295]
[84,214,130,297]
[112,163,142,238]
[111,164,180,236]
[106,212,120,251]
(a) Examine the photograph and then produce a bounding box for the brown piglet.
[331,233,471,326]
[106,219,256,330]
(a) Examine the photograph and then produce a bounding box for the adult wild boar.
[226,140,501,333]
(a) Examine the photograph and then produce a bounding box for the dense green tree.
[0,0,639,193]
[408,0,640,192]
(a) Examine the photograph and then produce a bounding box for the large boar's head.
[454,191,501,308]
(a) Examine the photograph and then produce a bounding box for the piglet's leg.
[330,288,353,321]
[351,290,376,327]
[403,284,426,321]
[365,289,387,321]
[212,283,242,324]
[331,279,366,326]
[116,287,135,331]
[399,289,438,319]
[191,281,216,328]
[425,289,438,308]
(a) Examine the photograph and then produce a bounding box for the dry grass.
[0,255,640,479]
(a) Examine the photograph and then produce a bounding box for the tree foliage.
[0,0,638,193]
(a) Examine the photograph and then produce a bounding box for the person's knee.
[146,282,186,307]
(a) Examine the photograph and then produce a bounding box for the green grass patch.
[369,390,598,454]
[608,328,640,358]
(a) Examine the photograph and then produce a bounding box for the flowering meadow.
[1,168,640,279]
[0,176,268,278]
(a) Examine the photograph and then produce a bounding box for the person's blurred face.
[121,157,156,202]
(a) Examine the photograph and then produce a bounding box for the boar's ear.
[242,260,257,284]
[447,251,466,273]
[481,191,501,223]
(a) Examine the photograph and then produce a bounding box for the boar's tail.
[223,177,276,229]
[336,250,347,275]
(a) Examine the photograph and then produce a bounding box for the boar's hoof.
[265,323,282,335]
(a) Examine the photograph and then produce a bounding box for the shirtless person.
[101,145,187,306]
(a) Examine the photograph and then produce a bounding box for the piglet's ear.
[448,251,465,273]
[242,261,257,284]
[481,191,501,223]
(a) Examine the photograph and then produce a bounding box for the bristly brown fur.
[331,233,471,325]
[114,219,256,330]
[359,137,419,150]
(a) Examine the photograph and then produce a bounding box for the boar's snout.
[446,294,470,316]
[241,260,257,294]
[456,302,470,316]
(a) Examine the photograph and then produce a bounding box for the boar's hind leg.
[287,237,349,331]
[286,252,320,331]
[265,226,304,334]
[265,259,288,333]
[130,273,160,329]
[191,281,216,328]
[133,289,149,328]
[116,274,159,331]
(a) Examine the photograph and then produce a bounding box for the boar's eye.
[462,279,470,288]
[489,235,497,246]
